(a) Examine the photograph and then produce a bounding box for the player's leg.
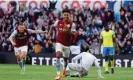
[63,57,69,70]
[14,47,24,74]
[109,55,114,74]
[16,54,23,69]
[104,56,109,74]
[55,43,63,79]
[61,57,68,77]
[103,47,109,74]
[20,46,28,72]
[62,46,70,77]
[109,47,115,74]
[94,58,104,78]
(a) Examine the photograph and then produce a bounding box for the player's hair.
[17,24,26,29]
[18,24,24,26]
[104,25,110,29]
[62,9,70,13]
[84,47,90,52]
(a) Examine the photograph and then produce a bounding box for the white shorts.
[55,43,70,58]
[14,46,28,56]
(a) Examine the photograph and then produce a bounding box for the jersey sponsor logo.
[59,28,67,32]
[16,36,28,39]
[16,33,28,40]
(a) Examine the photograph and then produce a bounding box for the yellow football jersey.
[100,30,115,47]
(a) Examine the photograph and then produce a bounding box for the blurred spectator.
[33,40,42,53]
[91,38,100,54]
[128,2,133,12]
[107,1,116,10]
[9,1,17,15]
[49,0,57,11]
[125,40,132,54]
[0,7,4,18]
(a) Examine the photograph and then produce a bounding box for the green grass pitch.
[0,64,133,80]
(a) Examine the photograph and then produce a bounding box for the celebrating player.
[66,49,104,78]
[49,9,76,80]
[100,25,116,74]
[9,24,47,74]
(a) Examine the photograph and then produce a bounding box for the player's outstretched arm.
[29,29,47,34]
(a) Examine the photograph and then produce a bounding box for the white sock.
[61,62,65,70]
[57,71,60,75]
[97,67,102,76]
[66,65,69,71]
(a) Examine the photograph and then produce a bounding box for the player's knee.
[67,63,72,69]
[67,63,71,67]
[56,51,61,59]
[16,55,20,61]
[22,51,27,57]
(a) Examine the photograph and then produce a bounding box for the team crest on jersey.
[60,24,62,26]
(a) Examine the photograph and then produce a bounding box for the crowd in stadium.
[0,1,133,55]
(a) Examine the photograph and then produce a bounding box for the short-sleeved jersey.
[10,29,33,47]
[100,30,115,47]
[54,20,76,46]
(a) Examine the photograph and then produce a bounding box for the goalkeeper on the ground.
[66,49,104,78]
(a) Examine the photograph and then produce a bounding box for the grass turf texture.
[0,64,132,80]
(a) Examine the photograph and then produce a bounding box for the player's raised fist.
[67,24,70,28]
[12,42,16,46]
[64,24,70,31]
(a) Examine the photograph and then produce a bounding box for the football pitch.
[0,64,133,80]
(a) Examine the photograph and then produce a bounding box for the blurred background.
[0,0,133,66]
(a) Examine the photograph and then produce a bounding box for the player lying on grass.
[66,49,104,78]
[9,24,47,74]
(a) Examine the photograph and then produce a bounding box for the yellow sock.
[111,60,114,68]
[105,62,109,71]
